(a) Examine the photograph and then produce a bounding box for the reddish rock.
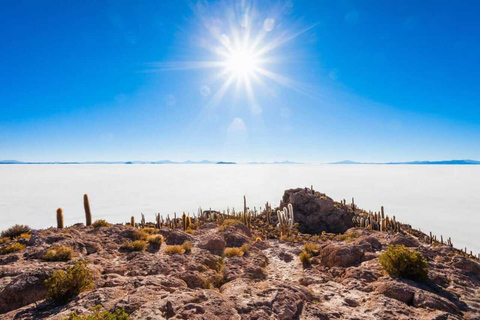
[319,243,364,267]
[281,188,354,234]
[198,234,226,256]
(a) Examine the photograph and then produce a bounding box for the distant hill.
[330,160,362,164]
[331,159,480,165]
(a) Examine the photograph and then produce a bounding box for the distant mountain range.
[331,159,480,165]
[0,160,303,165]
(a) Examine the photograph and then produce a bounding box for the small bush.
[131,230,148,241]
[337,232,358,242]
[304,242,320,256]
[0,242,26,255]
[45,260,94,304]
[379,245,428,282]
[121,240,147,252]
[92,220,111,228]
[1,224,31,239]
[0,237,11,244]
[141,227,158,235]
[42,246,73,261]
[299,251,311,267]
[164,245,185,255]
[240,243,250,254]
[220,219,242,230]
[147,235,164,247]
[224,247,244,257]
[254,237,262,242]
[66,305,129,319]
[182,241,193,253]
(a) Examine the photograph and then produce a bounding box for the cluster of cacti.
[56,194,95,229]
[182,212,192,231]
[352,206,402,232]
[277,203,294,235]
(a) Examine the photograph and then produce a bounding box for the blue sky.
[1,0,479,163]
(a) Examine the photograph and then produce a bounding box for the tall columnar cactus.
[265,202,271,225]
[277,203,294,235]
[156,213,161,229]
[84,194,92,226]
[131,216,135,228]
[141,213,145,228]
[182,212,187,231]
[57,208,64,229]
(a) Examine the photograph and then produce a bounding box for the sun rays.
[147,1,317,112]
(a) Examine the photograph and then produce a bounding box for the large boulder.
[319,243,364,267]
[281,188,354,234]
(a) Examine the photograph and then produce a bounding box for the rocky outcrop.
[1,215,479,319]
[281,188,354,233]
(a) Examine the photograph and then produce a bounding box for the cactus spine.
[57,208,64,229]
[84,194,92,226]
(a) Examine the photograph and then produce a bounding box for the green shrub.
[379,245,428,282]
[164,245,185,255]
[299,251,311,267]
[92,220,111,228]
[0,242,26,255]
[181,241,193,253]
[120,240,147,252]
[42,246,73,261]
[45,261,94,304]
[65,305,129,319]
[1,225,31,239]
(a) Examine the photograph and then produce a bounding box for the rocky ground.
[1,190,480,319]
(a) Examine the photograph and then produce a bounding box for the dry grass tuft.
[164,245,185,255]
[1,224,31,239]
[0,242,26,255]
[182,241,193,253]
[299,251,311,267]
[92,220,111,228]
[121,240,148,251]
[42,246,73,261]
[147,234,164,246]
[224,247,244,257]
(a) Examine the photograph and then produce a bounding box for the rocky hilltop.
[1,188,479,319]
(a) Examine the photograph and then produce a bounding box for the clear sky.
[1,0,479,163]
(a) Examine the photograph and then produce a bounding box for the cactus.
[277,203,294,235]
[84,194,92,226]
[156,213,161,229]
[56,208,64,229]
[131,216,135,228]
[141,213,145,228]
[182,212,187,231]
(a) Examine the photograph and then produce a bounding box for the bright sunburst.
[225,49,258,78]
[149,1,317,113]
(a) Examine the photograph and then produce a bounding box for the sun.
[225,49,258,78]
[149,2,318,111]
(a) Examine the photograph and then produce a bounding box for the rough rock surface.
[281,188,355,233]
[1,221,479,319]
